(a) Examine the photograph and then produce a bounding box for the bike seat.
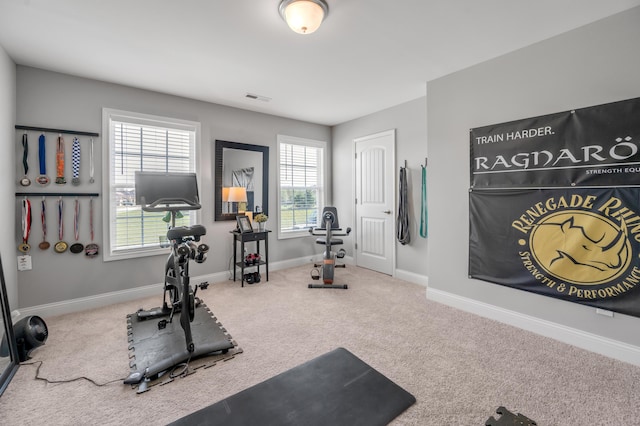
[316,237,343,245]
[167,224,206,241]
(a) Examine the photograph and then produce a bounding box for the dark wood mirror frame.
[215,140,269,221]
[0,256,19,396]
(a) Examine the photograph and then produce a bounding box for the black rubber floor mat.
[126,302,239,392]
[168,347,416,426]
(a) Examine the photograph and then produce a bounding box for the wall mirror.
[0,256,19,396]
[215,140,269,221]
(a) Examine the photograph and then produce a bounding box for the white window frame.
[277,134,327,240]
[102,108,200,261]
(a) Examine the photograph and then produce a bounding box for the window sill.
[277,229,314,240]
[103,246,170,262]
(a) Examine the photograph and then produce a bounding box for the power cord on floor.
[169,353,192,379]
[21,360,126,387]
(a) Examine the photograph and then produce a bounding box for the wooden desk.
[231,230,270,287]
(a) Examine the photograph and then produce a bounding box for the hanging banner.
[470,97,640,188]
[469,187,640,318]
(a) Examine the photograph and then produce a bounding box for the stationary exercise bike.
[124,173,236,388]
[133,172,208,353]
[308,207,351,289]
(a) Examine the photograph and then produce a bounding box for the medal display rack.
[15,125,99,137]
[16,192,99,198]
[15,125,101,258]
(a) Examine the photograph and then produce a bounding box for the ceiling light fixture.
[278,0,329,35]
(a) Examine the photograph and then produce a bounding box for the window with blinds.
[103,109,199,260]
[277,135,326,238]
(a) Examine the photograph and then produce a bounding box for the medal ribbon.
[41,197,47,241]
[89,138,95,183]
[39,134,46,175]
[90,197,94,241]
[72,137,80,184]
[22,133,29,175]
[74,198,80,241]
[58,197,64,241]
[56,136,66,184]
[22,197,32,244]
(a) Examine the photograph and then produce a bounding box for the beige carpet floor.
[1,264,639,425]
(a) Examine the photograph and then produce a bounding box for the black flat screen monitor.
[135,172,200,209]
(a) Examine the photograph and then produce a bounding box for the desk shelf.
[231,230,270,287]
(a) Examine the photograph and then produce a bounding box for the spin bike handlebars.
[139,196,201,212]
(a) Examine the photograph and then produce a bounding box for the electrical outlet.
[17,255,32,271]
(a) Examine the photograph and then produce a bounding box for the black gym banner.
[470,97,640,188]
[469,187,640,318]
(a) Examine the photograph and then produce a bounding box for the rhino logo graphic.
[530,210,631,285]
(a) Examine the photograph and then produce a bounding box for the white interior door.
[354,129,395,275]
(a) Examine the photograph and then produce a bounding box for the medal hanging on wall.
[18,197,32,253]
[89,137,95,184]
[19,133,31,187]
[39,197,50,250]
[85,197,99,258]
[56,135,66,185]
[37,133,50,186]
[71,137,81,186]
[54,197,68,253]
[69,198,84,253]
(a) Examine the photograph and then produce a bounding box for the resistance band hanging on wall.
[396,161,410,245]
[420,158,428,238]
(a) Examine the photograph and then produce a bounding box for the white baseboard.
[17,270,227,319]
[427,287,640,367]
[395,269,428,287]
[17,257,323,319]
[18,282,164,319]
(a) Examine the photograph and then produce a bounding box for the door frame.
[352,129,396,276]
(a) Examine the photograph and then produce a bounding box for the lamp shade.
[279,0,328,34]
[222,187,230,202]
[227,187,248,203]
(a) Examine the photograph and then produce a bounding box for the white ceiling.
[1,0,639,126]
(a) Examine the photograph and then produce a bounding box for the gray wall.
[332,97,428,277]
[0,45,17,308]
[427,7,640,346]
[15,66,330,309]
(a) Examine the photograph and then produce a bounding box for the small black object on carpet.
[486,406,537,425]
[169,347,416,426]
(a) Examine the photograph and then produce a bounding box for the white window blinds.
[104,109,198,260]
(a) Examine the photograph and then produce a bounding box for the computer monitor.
[135,171,200,210]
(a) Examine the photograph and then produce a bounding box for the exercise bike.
[133,172,208,353]
[308,207,351,289]
[125,172,222,386]
[136,215,209,353]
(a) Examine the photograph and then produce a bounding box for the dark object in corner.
[0,316,48,362]
[486,406,537,426]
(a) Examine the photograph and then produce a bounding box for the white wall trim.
[395,269,428,287]
[18,282,164,319]
[427,287,640,367]
[17,256,338,319]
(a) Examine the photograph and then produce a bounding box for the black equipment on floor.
[485,406,537,425]
[125,172,234,386]
[126,301,236,392]
[0,315,48,362]
[168,347,416,426]
[308,207,351,289]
